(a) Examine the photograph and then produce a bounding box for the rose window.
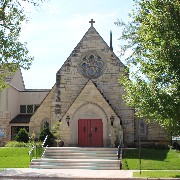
[79,52,105,78]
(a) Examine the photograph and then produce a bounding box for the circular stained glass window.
[78,51,105,79]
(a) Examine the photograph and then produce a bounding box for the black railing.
[117,142,123,170]
[41,135,48,158]
[29,145,35,162]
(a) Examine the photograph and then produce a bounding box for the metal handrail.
[41,135,48,158]
[42,135,48,147]
[41,145,48,158]
[29,135,49,162]
[29,145,35,162]
[117,145,121,160]
[117,143,123,169]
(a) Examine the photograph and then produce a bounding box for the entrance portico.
[71,102,109,147]
[59,80,123,147]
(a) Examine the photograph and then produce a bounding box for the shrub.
[5,141,29,147]
[173,142,180,150]
[39,123,54,147]
[5,141,43,147]
[15,128,29,143]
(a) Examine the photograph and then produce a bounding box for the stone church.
[0,20,169,147]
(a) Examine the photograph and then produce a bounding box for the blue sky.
[20,0,134,89]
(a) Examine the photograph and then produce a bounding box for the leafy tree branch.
[116,0,180,134]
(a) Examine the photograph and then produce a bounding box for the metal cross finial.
[89,19,95,27]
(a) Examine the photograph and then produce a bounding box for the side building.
[0,69,49,146]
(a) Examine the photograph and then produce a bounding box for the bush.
[173,142,180,150]
[15,128,29,143]
[39,122,54,147]
[5,141,29,147]
[5,141,43,147]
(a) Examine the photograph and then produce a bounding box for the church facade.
[0,20,170,147]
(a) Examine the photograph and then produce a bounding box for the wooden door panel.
[78,119,90,147]
[91,119,103,147]
[78,119,103,147]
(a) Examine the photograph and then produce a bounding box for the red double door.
[78,119,103,147]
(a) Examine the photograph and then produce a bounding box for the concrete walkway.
[0,168,134,179]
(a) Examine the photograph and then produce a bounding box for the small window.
[41,120,50,130]
[20,105,26,113]
[20,104,40,114]
[27,105,33,113]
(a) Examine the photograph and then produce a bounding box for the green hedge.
[5,141,42,147]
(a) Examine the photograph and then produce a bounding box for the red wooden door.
[78,119,103,147]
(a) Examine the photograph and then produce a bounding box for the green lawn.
[122,148,180,170]
[134,171,180,178]
[0,147,30,168]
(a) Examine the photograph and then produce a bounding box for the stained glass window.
[78,52,105,78]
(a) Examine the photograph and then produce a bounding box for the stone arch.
[41,118,51,130]
[70,102,111,147]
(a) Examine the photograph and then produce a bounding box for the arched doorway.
[71,103,110,147]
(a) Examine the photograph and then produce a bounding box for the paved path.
[0,168,134,179]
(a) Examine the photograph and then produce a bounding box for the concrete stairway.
[30,147,120,170]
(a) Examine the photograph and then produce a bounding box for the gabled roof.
[30,84,56,120]
[56,25,125,76]
[61,79,121,121]
[92,81,122,121]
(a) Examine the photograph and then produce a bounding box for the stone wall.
[0,112,11,146]
[54,26,134,145]
[29,86,55,138]
[58,80,123,147]
[134,119,170,147]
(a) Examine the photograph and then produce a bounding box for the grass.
[0,147,30,168]
[133,171,180,178]
[122,148,180,170]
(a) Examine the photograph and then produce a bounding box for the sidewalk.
[0,168,134,179]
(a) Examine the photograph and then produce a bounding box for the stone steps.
[30,147,120,170]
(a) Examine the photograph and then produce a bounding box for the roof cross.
[89,19,95,27]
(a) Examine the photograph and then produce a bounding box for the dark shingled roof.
[10,114,32,123]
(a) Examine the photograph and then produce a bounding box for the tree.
[52,121,61,140]
[0,0,45,90]
[115,0,180,135]
[39,121,54,147]
[52,121,64,147]
[15,128,29,143]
